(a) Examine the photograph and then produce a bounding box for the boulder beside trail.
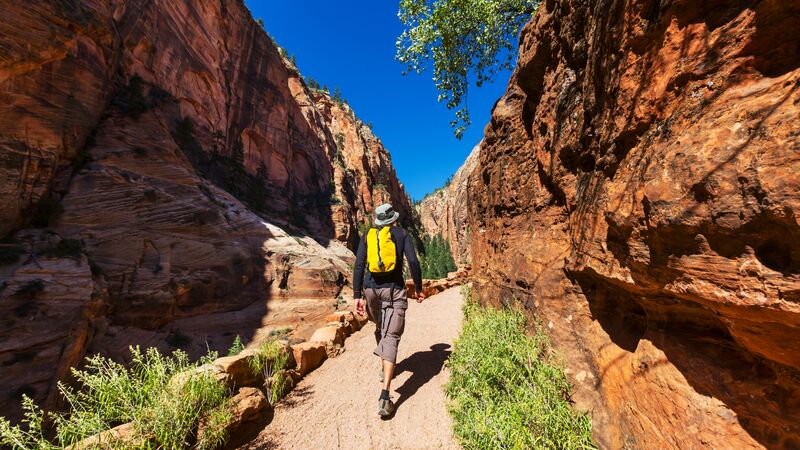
[309,325,347,356]
[68,423,140,450]
[212,350,261,388]
[291,342,327,376]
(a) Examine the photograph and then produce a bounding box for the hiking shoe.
[378,398,395,417]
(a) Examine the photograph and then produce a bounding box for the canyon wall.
[0,0,411,421]
[415,143,480,265]
[469,0,800,448]
[310,91,416,249]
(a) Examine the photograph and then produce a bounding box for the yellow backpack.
[366,226,397,273]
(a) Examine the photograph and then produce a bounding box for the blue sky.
[247,0,513,200]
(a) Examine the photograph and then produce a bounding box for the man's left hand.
[354,297,366,316]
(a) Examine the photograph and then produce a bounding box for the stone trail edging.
[70,310,369,449]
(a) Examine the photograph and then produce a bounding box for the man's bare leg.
[378,358,396,417]
[382,358,395,391]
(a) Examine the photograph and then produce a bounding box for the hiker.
[353,203,424,417]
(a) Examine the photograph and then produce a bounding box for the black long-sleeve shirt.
[353,225,422,298]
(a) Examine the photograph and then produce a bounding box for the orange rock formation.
[415,142,480,266]
[468,0,800,448]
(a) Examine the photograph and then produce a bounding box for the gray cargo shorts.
[365,287,408,364]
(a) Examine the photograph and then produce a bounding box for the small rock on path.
[242,286,464,449]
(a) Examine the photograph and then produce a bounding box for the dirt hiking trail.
[243,286,464,449]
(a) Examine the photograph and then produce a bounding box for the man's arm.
[353,234,367,299]
[404,232,423,297]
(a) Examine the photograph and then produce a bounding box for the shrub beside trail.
[0,347,230,449]
[445,286,595,449]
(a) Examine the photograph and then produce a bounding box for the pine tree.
[332,87,344,105]
[419,234,456,279]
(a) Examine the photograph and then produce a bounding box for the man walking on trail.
[353,203,424,417]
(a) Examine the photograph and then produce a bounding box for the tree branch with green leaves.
[396,0,540,138]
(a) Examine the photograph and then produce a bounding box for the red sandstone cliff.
[469,0,799,448]
[0,0,411,421]
[309,91,416,249]
[415,143,480,265]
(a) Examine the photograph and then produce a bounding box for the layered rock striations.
[0,0,411,421]
[309,91,416,249]
[469,0,800,448]
[415,143,480,265]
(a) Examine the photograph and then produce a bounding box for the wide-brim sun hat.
[374,203,400,226]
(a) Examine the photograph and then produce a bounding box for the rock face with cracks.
[469,0,800,448]
[0,0,412,421]
[416,142,480,265]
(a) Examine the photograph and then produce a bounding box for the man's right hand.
[355,297,366,316]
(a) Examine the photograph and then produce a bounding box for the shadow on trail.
[391,343,452,414]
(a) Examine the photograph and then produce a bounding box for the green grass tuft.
[196,403,234,450]
[445,286,596,449]
[0,347,231,449]
[268,327,292,338]
[227,335,245,356]
[249,339,291,405]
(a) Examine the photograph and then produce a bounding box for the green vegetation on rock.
[306,77,321,90]
[0,347,231,449]
[173,116,270,217]
[249,339,291,406]
[227,335,246,356]
[332,86,345,106]
[357,221,373,237]
[445,286,595,449]
[415,174,454,205]
[396,0,539,138]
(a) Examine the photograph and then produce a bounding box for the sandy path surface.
[243,286,464,450]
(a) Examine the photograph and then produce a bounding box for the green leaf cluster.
[396,0,539,138]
